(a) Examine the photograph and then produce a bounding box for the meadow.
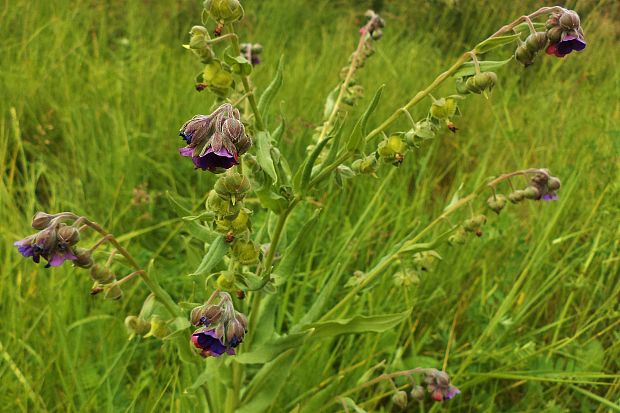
[0,0,618,411]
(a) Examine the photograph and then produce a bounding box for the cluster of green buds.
[515,31,548,67]
[185,25,215,64]
[203,0,244,25]
[206,172,261,288]
[507,169,561,203]
[124,294,173,339]
[393,250,442,288]
[456,71,497,95]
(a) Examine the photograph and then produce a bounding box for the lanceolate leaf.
[258,55,284,121]
[190,236,229,276]
[299,136,333,191]
[452,57,513,78]
[347,84,385,151]
[474,33,522,54]
[255,130,278,182]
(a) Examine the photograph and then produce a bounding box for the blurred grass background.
[1,0,618,411]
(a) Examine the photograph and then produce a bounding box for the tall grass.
[1,0,618,411]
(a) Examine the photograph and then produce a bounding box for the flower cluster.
[545,9,586,57]
[510,169,561,202]
[179,103,252,173]
[423,369,461,402]
[190,292,248,357]
[14,212,89,268]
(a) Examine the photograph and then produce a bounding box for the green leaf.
[304,311,410,339]
[272,210,321,285]
[255,131,278,182]
[474,33,522,54]
[224,52,252,76]
[234,331,310,364]
[323,86,339,119]
[452,57,513,78]
[258,55,283,121]
[341,397,368,413]
[300,136,333,191]
[322,118,345,166]
[255,187,288,213]
[190,236,229,276]
[165,191,192,216]
[347,84,385,151]
[162,317,191,340]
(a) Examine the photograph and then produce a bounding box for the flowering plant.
[13,2,589,411]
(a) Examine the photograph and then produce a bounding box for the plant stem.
[226,23,265,131]
[337,368,427,398]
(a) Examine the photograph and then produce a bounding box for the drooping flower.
[178,104,252,173]
[14,224,79,268]
[545,9,586,58]
[424,369,461,402]
[191,327,235,357]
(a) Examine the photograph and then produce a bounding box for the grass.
[1,0,619,411]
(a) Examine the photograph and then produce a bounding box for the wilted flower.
[178,104,252,173]
[424,369,460,402]
[14,224,79,268]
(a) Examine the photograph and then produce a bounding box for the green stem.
[226,23,265,131]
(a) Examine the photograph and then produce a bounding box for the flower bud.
[90,264,115,284]
[216,271,236,290]
[455,77,470,94]
[546,13,560,29]
[207,190,242,217]
[393,269,420,287]
[547,176,561,191]
[231,239,260,265]
[204,0,244,23]
[104,284,123,300]
[410,385,426,401]
[125,315,151,335]
[214,172,251,200]
[351,155,378,174]
[191,304,222,326]
[559,10,580,30]
[523,185,540,200]
[31,212,54,230]
[508,190,526,204]
[57,225,80,246]
[147,316,170,339]
[225,311,247,347]
[486,194,507,214]
[515,44,535,67]
[546,26,563,43]
[463,214,486,232]
[392,390,408,409]
[448,226,467,246]
[72,247,94,268]
[465,72,497,94]
[525,32,548,54]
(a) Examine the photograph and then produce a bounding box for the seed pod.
[392,390,408,409]
[547,176,561,191]
[90,264,115,284]
[57,225,80,246]
[203,0,244,23]
[455,77,470,94]
[104,284,123,300]
[486,194,507,214]
[31,212,54,230]
[207,190,242,217]
[231,239,260,265]
[351,155,378,174]
[508,190,526,204]
[463,214,487,232]
[410,385,426,401]
[465,72,497,94]
[448,226,467,245]
[214,173,251,199]
[73,248,94,268]
[125,315,151,335]
[546,26,563,43]
[523,185,541,200]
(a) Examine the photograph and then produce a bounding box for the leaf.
[255,187,288,214]
[162,317,192,340]
[444,182,464,211]
[323,86,339,119]
[452,57,513,78]
[347,84,385,151]
[322,118,345,166]
[272,210,321,285]
[224,52,252,76]
[300,136,333,191]
[474,33,522,54]
[165,191,192,216]
[190,236,229,276]
[341,397,368,413]
[234,331,310,364]
[258,55,283,120]
[255,131,278,182]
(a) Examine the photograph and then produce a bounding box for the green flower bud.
[214,172,251,200]
[57,225,80,246]
[125,316,151,336]
[466,72,497,94]
[523,185,541,200]
[207,190,242,217]
[525,32,548,53]
[216,271,236,290]
[203,0,244,23]
[231,239,260,265]
[508,190,526,204]
[547,176,561,191]
[146,316,170,339]
[31,212,54,230]
[486,194,507,214]
[392,390,408,409]
[546,26,563,43]
[351,155,378,174]
[559,10,580,30]
[515,44,535,67]
[463,214,486,232]
[90,264,115,284]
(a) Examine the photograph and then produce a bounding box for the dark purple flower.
[191,328,235,357]
[556,33,586,55]
[14,224,79,268]
[179,146,237,172]
[425,369,461,402]
[542,192,559,201]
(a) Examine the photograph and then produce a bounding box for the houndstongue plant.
[15,2,586,411]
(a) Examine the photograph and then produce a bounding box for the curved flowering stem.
[225,23,265,131]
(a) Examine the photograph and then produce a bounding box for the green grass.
[1,0,619,411]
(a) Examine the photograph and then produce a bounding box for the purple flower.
[425,369,461,402]
[556,33,586,55]
[542,192,559,201]
[14,228,77,268]
[178,104,251,174]
[191,328,235,357]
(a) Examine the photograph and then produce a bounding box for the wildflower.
[545,9,586,58]
[424,369,460,402]
[526,170,561,201]
[178,104,251,173]
[189,292,248,358]
[14,224,78,268]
